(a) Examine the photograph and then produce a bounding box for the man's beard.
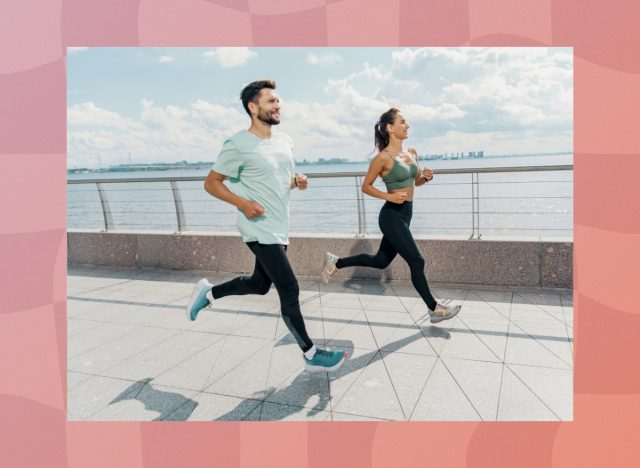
[257,109,280,125]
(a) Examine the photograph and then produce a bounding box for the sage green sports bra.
[381,157,419,190]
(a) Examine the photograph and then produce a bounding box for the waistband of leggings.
[382,200,413,210]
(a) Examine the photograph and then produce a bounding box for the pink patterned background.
[1,0,639,466]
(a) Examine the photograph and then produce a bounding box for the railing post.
[469,172,481,240]
[170,180,187,233]
[96,182,113,231]
[476,172,482,239]
[355,175,364,237]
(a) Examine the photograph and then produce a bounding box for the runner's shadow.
[214,323,451,421]
[109,377,197,421]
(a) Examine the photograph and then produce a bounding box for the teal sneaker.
[322,252,339,284]
[186,278,213,321]
[304,347,348,372]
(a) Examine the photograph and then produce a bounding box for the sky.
[67,47,573,168]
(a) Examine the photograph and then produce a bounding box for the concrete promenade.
[68,266,573,421]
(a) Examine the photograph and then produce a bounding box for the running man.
[186,80,347,372]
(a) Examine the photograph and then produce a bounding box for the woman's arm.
[409,148,432,187]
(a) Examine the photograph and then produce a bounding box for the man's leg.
[185,242,271,321]
[248,242,348,372]
[211,244,272,299]
[247,242,313,352]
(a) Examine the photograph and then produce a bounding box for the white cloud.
[158,55,174,63]
[68,99,249,167]
[307,52,343,67]
[67,47,88,55]
[68,47,572,165]
[68,102,134,129]
[203,47,257,68]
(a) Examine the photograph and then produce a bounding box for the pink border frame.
[2,1,640,466]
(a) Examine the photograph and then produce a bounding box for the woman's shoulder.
[407,147,419,162]
[371,151,393,167]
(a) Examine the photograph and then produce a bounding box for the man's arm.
[204,170,264,218]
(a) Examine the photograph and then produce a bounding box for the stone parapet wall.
[67,231,572,288]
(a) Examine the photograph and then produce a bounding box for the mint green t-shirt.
[212,129,295,245]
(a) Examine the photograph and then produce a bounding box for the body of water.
[67,154,573,239]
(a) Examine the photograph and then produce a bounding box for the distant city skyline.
[67,47,573,169]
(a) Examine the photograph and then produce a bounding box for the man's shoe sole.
[186,278,209,321]
[430,305,461,324]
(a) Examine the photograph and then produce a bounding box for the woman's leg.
[378,209,438,311]
[335,236,398,270]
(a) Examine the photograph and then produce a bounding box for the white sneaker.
[429,302,461,324]
[322,252,339,284]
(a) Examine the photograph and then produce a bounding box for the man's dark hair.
[240,80,276,116]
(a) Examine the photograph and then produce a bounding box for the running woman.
[322,108,461,323]
[186,80,347,372]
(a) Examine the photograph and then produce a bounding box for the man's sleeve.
[212,138,242,180]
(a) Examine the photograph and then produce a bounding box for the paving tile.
[359,294,409,313]
[68,323,139,358]
[102,331,221,381]
[508,364,573,420]
[505,326,572,369]
[265,364,331,411]
[439,317,502,363]
[229,309,280,340]
[442,358,503,421]
[410,360,480,421]
[319,292,363,310]
[380,352,438,418]
[68,375,147,420]
[204,341,274,399]
[457,316,509,360]
[67,371,93,391]
[67,318,104,337]
[325,312,378,350]
[143,305,197,331]
[162,392,261,421]
[498,366,558,420]
[328,411,392,421]
[153,335,267,391]
[327,346,377,408]
[68,326,178,375]
[331,351,405,420]
[185,307,240,334]
[260,402,330,421]
[74,303,148,324]
[67,268,574,421]
[366,310,435,356]
[66,299,111,318]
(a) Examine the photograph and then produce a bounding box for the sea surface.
[67,154,573,239]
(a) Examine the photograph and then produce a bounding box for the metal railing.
[67,164,573,239]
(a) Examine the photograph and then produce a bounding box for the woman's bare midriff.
[388,185,415,201]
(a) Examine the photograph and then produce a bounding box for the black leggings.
[336,201,438,311]
[211,242,313,352]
